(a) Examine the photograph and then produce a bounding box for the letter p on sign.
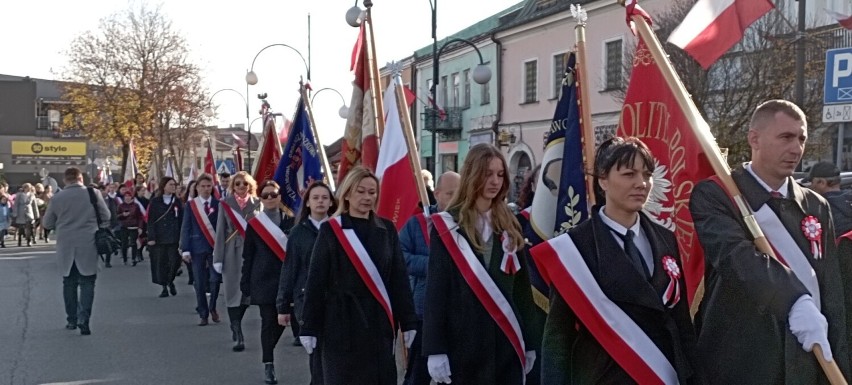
[834,53,852,88]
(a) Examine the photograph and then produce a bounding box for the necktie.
[204,201,210,215]
[611,229,651,279]
[770,191,783,199]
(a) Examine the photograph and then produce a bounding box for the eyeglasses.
[261,192,280,199]
[234,181,248,187]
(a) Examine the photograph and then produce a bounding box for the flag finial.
[571,4,587,25]
[387,61,403,79]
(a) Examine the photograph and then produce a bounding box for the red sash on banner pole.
[530,234,679,385]
[189,197,216,248]
[248,211,287,261]
[328,216,395,329]
[221,203,248,238]
[415,213,430,245]
[431,212,527,372]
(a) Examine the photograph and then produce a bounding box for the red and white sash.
[431,212,527,372]
[415,213,430,244]
[328,216,395,328]
[520,207,531,221]
[189,197,216,247]
[530,234,679,385]
[753,204,822,308]
[221,203,248,238]
[135,198,147,218]
[248,210,287,261]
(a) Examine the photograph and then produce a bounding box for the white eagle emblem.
[643,159,675,232]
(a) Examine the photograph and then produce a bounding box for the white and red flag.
[376,79,420,230]
[253,114,282,185]
[205,138,221,199]
[123,140,139,186]
[667,0,775,69]
[827,9,852,30]
[337,22,380,185]
[164,157,175,178]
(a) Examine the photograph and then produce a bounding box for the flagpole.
[573,11,597,208]
[364,5,385,140]
[629,10,846,384]
[393,74,431,210]
[300,81,337,191]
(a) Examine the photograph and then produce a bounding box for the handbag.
[87,187,121,256]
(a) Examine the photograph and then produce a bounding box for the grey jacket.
[13,192,39,224]
[42,183,110,277]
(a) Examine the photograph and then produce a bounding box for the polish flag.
[827,9,852,30]
[204,139,221,199]
[123,140,139,186]
[376,80,419,230]
[164,157,175,178]
[668,0,774,69]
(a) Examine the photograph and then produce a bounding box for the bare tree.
[61,4,208,180]
[616,0,829,164]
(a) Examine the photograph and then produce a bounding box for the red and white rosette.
[500,231,521,275]
[801,215,823,259]
[661,256,681,309]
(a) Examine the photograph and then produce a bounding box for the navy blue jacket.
[180,196,219,255]
[398,205,436,318]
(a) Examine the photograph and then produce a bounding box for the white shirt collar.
[745,162,788,198]
[598,206,641,236]
[309,215,328,230]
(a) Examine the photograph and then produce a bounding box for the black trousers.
[259,304,285,363]
[118,227,140,262]
[63,263,96,326]
[402,321,430,385]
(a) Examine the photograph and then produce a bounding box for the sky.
[0,0,522,147]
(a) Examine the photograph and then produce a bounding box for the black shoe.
[79,324,91,335]
[232,322,245,352]
[198,318,209,326]
[188,279,194,286]
[159,289,169,298]
[65,322,77,330]
[105,262,112,268]
[292,338,302,347]
[176,269,183,277]
[264,363,277,384]
[168,283,176,296]
[132,259,138,267]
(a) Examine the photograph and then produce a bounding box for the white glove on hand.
[300,336,317,355]
[427,354,452,384]
[524,350,537,375]
[789,295,833,361]
[212,262,223,274]
[403,330,417,349]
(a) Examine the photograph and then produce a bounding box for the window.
[524,60,538,103]
[452,73,460,107]
[463,69,471,108]
[605,39,623,90]
[553,52,569,98]
[481,63,491,105]
[440,76,448,107]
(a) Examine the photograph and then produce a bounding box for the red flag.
[377,82,419,230]
[205,139,221,199]
[234,146,243,172]
[667,0,774,69]
[402,85,416,108]
[617,36,715,306]
[253,117,281,185]
[827,9,852,30]
[338,23,379,185]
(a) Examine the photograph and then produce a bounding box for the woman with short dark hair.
[147,177,183,297]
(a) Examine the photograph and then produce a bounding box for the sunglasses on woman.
[234,181,248,187]
[261,192,279,199]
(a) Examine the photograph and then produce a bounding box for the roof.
[0,74,69,99]
[413,2,525,60]
[493,0,596,33]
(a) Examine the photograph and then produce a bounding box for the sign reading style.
[11,141,87,165]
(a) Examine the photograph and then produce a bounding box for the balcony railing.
[421,107,463,132]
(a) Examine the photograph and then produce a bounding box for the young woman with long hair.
[277,181,337,384]
[540,137,700,384]
[299,167,417,385]
[213,171,260,352]
[422,143,541,385]
[147,177,184,298]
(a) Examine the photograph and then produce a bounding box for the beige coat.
[42,183,110,277]
[213,195,261,307]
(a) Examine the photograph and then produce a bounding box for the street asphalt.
[0,241,313,385]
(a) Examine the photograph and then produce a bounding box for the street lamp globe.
[245,70,259,85]
[345,6,364,27]
[473,64,492,85]
[203,106,215,118]
[338,105,349,119]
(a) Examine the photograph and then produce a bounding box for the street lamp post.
[429,36,492,177]
[310,87,349,119]
[203,88,251,170]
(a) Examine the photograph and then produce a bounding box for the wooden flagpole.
[300,80,337,191]
[573,13,597,208]
[364,9,386,140]
[393,74,431,210]
[629,10,846,384]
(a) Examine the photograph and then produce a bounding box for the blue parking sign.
[825,48,852,105]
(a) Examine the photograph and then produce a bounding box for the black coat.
[146,195,183,245]
[300,212,417,385]
[240,210,294,306]
[422,212,542,385]
[277,218,319,316]
[690,166,850,384]
[541,209,700,385]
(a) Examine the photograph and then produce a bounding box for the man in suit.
[218,172,230,198]
[42,167,110,336]
[180,173,221,326]
[690,100,850,383]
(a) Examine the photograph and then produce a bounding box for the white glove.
[524,350,537,375]
[789,295,833,361]
[300,336,317,355]
[212,262,223,274]
[427,354,452,384]
[403,330,417,349]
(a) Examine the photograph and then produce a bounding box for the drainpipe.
[490,30,503,148]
